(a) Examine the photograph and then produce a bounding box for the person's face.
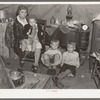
[29,18,36,27]
[67,44,75,53]
[19,9,27,19]
[50,42,59,50]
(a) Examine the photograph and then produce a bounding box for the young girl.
[20,16,41,52]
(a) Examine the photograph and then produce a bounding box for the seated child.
[20,16,42,52]
[41,39,62,75]
[52,42,80,88]
[60,42,80,77]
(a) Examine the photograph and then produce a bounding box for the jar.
[50,16,55,25]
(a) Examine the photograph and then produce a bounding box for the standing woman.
[13,5,41,72]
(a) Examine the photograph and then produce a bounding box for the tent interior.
[0,4,100,89]
[1,4,100,51]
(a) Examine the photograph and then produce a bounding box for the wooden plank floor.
[2,51,97,89]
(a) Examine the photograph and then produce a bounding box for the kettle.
[9,70,25,87]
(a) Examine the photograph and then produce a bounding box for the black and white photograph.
[0,2,100,97]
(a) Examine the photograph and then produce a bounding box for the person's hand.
[50,63,54,66]
[61,63,63,67]
[50,63,56,67]
[28,29,31,33]
[26,32,29,35]
[53,66,56,69]
[48,66,52,69]
[28,35,34,39]
[27,29,31,35]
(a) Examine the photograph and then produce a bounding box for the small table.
[15,71,51,89]
[0,56,52,89]
[45,25,80,52]
[6,68,52,89]
[11,71,52,89]
[46,26,58,36]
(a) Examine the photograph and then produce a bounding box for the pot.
[9,70,25,87]
[10,70,22,80]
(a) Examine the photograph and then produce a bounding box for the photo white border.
[0,89,100,98]
[0,1,100,98]
[0,2,100,4]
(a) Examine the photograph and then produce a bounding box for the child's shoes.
[68,73,75,77]
[31,65,38,73]
[52,77,64,89]
[47,69,56,75]
[17,68,24,74]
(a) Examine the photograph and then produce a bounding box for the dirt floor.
[2,49,97,89]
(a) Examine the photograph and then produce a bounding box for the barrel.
[80,29,90,50]
[80,41,89,50]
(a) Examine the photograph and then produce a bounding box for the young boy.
[20,16,41,52]
[60,42,80,77]
[41,39,62,75]
[52,42,80,88]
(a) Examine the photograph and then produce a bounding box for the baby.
[20,16,39,52]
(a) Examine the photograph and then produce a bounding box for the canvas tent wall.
[1,4,100,24]
[0,4,100,54]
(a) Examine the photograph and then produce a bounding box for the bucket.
[9,70,25,87]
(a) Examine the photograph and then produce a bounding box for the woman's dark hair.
[16,5,29,16]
